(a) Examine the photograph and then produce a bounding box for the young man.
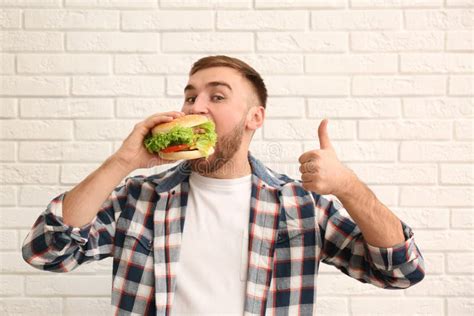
[23,56,425,315]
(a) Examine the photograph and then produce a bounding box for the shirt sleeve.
[21,178,132,273]
[314,193,425,289]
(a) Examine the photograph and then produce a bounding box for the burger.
[144,114,217,160]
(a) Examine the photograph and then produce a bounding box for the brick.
[0,207,50,227]
[0,120,73,140]
[447,253,474,273]
[451,208,474,228]
[0,298,63,315]
[447,30,473,50]
[441,163,474,184]
[234,54,304,74]
[308,98,400,118]
[401,53,474,73]
[4,124,65,148]
[265,97,305,118]
[350,0,443,8]
[400,141,472,162]
[0,9,21,29]
[114,54,200,74]
[160,0,251,8]
[24,9,119,29]
[0,54,14,74]
[162,32,253,53]
[0,76,68,96]
[217,11,307,30]
[346,163,437,184]
[405,9,474,30]
[0,142,15,161]
[310,141,398,162]
[447,298,474,316]
[392,207,450,229]
[311,10,401,30]
[19,142,112,162]
[403,97,473,118]
[0,229,18,250]
[0,164,59,184]
[265,76,349,96]
[449,75,474,95]
[421,252,445,275]
[353,76,445,96]
[0,251,41,273]
[455,120,473,139]
[67,32,158,52]
[19,186,70,206]
[306,54,397,74]
[415,229,473,251]
[116,98,180,117]
[255,0,345,8]
[400,186,473,207]
[359,120,451,140]
[370,185,398,207]
[61,163,101,184]
[405,275,474,296]
[447,0,474,6]
[0,98,17,117]
[0,31,63,52]
[0,0,61,6]
[0,185,16,206]
[20,98,114,118]
[65,0,157,8]
[17,54,110,74]
[264,119,355,140]
[75,119,136,140]
[64,298,112,315]
[257,32,347,52]
[166,75,189,96]
[249,141,303,163]
[26,275,111,296]
[72,76,164,96]
[351,298,444,315]
[0,276,23,296]
[315,298,348,316]
[351,31,444,52]
[318,273,404,296]
[122,10,213,31]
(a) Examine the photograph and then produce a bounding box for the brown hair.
[189,55,267,109]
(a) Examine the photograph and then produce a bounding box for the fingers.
[142,111,185,129]
[299,160,317,174]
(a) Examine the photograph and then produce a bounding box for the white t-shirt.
[171,171,252,316]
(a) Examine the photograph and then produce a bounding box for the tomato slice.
[161,144,190,153]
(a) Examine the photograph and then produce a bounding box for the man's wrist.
[104,155,134,178]
[334,168,360,201]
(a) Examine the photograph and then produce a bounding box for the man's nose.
[189,97,209,115]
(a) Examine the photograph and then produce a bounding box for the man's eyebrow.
[184,81,232,92]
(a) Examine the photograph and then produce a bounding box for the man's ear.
[246,106,265,131]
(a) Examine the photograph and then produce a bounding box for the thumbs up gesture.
[298,119,355,196]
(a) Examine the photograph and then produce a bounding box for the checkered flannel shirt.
[22,154,425,315]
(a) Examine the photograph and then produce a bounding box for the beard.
[189,116,246,176]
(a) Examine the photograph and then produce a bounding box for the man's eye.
[185,96,196,103]
[212,95,224,101]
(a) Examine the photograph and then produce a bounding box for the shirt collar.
[148,152,292,193]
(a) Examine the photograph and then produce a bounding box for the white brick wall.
[0,1,472,315]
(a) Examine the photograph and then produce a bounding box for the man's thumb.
[318,119,332,150]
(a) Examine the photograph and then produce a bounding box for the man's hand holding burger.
[112,111,186,173]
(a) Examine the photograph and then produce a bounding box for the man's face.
[181,66,255,174]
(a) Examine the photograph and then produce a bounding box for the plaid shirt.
[23,154,425,315]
